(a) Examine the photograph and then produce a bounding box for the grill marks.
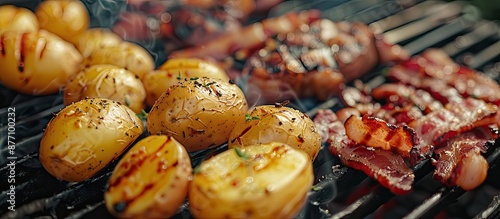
[0,34,5,56]
[314,109,415,195]
[16,32,28,72]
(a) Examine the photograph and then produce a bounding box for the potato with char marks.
[105,135,192,218]
[228,105,321,160]
[147,77,248,152]
[190,142,313,219]
[0,30,83,95]
[39,98,143,182]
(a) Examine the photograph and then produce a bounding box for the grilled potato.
[0,30,83,95]
[39,98,143,182]
[85,41,154,80]
[228,105,322,160]
[143,58,229,107]
[63,64,146,113]
[0,5,39,34]
[105,135,192,218]
[35,0,90,42]
[189,142,314,219]
[147,77,248,152]
[68,28,123,62]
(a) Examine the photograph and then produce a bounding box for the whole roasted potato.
[85,41,154,80]
[190,142,313,219]
[0,30,83,95]
[105,135,192,218]
[35,0,90,42]
[63,64,146,113]
[0,5,39,34]
[147,77,248,152]
[39,98,144,182]
[143,58,229,107]
[228,105,322,160]
[68,28,123,62]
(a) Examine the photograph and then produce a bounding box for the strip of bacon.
[433,127,497,190]
[409,98,498,147]
[314,109,415,195]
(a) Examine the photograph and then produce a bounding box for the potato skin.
[189,142,313,219]
[228,105,322,160]
[85,41,154,80]
[105,135,192,218]
[63,64,146,113]
[0,30,83,95]
[35,0,90,42]
[147,77,248,152]
[143,58,229,107]
[68,28,123,62]
[0,5,39,34]
[39,98,143,182]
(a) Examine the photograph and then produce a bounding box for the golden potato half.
[147,77,248,152]
[105,135,192,218]
[0,5,39,34]
[143,58,229,107]
[190,142,313,219]
[39,98,144,182]
[228,105,322,160]
[35,0,90,41]
[0,30,83,95]
[63,64,146,113]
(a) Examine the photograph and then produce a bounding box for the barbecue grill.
[1,0,499,218]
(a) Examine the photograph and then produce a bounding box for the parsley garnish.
[176,72,181,80]
[245,114,260,122]
[136,109,148,120]
[234,148,250,160]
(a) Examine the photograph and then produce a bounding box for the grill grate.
[1,0,499,218]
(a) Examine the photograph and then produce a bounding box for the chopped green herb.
[204,81,216,87]
[193,165,202,174]
[245,114,260,122]
[380,67,390,76]
[190,77,199,80]
[136,109,148,120]
[310,185,322,191]
[176,72,181,80]
[124,96,131,106]
[234,147,250,160]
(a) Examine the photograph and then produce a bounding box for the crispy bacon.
[409,98,498,147]
[388,49,500,106]
[432,127,497,190]
[314,109,415,195]
[371,83,443,113]
[344,115,418,157]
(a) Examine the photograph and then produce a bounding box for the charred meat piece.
[388,49,500,106]
[314,109,415,195]
[240,19,408,104]
[432,127,497,190]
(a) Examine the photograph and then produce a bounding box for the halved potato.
[190,142,313,219]
[105,135,192,218]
